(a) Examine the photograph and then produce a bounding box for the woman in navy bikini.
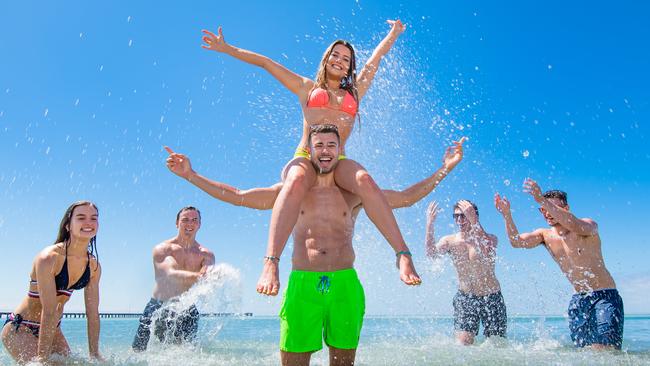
[1,201,103,364]
[201,20,422,296]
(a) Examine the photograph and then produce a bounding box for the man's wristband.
[264,255,280,263]
[395,250,412,258]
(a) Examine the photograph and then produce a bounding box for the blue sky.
[1,1,648,316]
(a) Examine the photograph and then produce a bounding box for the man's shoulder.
[534,227,551,234]
[532,227,552,243]
[153,239,176,254]
[486,233,498,243]
[580,217,598,226]
[195,243,215,264]
[440,234,459,244]
[196,243,214,255]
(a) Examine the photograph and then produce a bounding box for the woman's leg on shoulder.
[258,157,317,295]
[274,157,317,243]
[334,159,405,247]
[334,159,421,284]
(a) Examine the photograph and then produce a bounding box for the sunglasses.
[453,213,465,220]
[538,204,567,214]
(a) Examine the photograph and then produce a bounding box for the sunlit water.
[2,316,649,365]
[4,265,649,365]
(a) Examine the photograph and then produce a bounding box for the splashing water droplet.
[522,150,530,158]
[503,179,511,186]
[147,263,242,349]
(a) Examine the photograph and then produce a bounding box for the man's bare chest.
[168,249,204,270]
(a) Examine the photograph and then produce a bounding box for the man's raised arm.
[384,137,466,208]
[494,193,544,249]
[164,146,280,210]
[523,178,598,236]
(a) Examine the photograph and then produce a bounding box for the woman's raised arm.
[202,26,313,97]
[356,20,406,99]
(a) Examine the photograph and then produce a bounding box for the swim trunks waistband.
[574,288,617,295]
[289,268,358,276]
[456,289,504,299]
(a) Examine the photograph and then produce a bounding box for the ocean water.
[3,269,649,365]
[2,315,650,365]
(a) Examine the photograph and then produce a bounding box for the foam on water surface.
[3,316,650,365]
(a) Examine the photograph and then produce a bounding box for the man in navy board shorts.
[495,179,624,349]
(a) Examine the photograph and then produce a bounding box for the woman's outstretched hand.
[387,19,406,36]
[202,26,228,52]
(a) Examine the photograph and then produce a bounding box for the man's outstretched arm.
[384,137,466,208]
[523,178,598,236]
[494,193,544,249]
[153,247,202,286]
[165,146,280,210]
[186,171,281,210]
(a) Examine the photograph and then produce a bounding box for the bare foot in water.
[256,260,280,296]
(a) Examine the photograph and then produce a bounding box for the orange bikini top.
[306,88,358,117]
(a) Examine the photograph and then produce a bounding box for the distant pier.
[0,312,253,319]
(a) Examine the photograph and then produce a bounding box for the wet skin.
[152,209,215,302]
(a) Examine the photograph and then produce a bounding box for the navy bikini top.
[55,253,91,290]
[28,245,91,298]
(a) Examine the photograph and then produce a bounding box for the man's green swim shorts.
[279,268,365,353]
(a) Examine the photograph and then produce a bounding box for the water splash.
[142,264,242,352]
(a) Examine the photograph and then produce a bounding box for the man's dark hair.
[176,206,201,222]
[308,124,341,146]
[542,190,568,206]
[453,200,479,217]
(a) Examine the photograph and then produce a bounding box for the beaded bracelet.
[264,255,280,263]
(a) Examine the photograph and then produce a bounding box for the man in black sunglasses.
[494,178,623,350]
[425,200,506,345]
